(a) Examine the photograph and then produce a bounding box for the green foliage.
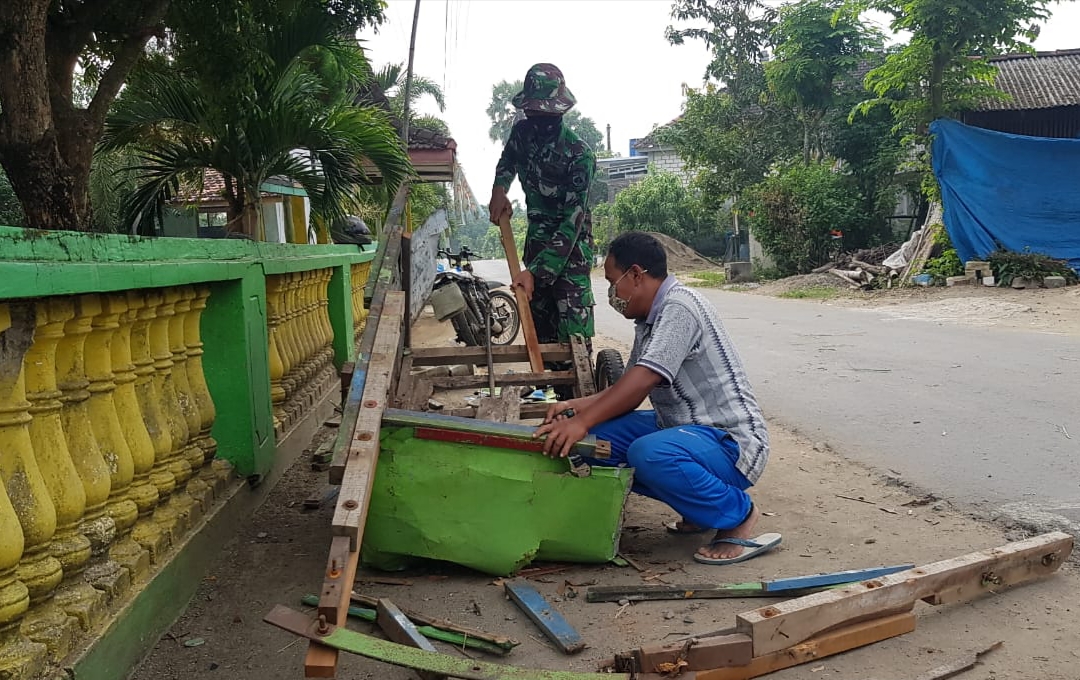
[778,285,839,299]
[988,249,1079,287]
[603,171,722,251]
[666,0,778,85]
[101,1,410,235]
[842,0,1053,199]
[408,183,449,228]
[922,248,963,283]
[686,271,727,287]
[486,80,604,151]
[0,170,25,227]
[741,162,860,276]
[765,0,882,164]
[657,76,801,203]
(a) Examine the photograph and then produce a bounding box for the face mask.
[525,115,562,139]
[608,269,644,315]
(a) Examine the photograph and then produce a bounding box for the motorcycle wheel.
[451,307,482,346]
[488,290,520,346]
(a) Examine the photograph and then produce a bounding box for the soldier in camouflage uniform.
[489,64,596,372]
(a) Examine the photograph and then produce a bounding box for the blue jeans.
[586,411,752,531]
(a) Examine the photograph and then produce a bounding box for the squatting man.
[533,231,780,564]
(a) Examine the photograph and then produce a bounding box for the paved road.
[467,259,1080,531]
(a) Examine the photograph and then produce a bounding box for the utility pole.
[606,124,612,153]
[401,0,423,146]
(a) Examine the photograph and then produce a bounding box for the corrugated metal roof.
[977,49,1080,111]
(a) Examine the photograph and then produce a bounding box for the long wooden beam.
[697,613,916,680]
[409,343,572,366]
[331,291,405,549]
[307,291,405,677]
[430,370,577,390]
[735,531,1072,657]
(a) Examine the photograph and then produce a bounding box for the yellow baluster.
[317,268,335,379]
[0,301,46,680]
[0,302,79,662]
[22,300,90,655]
[129,291,180,544]
[296,271,318,398]
[265,276,287,426]
[166,289,212,514]
[280,273,303,399]
[86,296,150,584]
[146,290,196,532]
[57,295,129,602]
[184,286,232,497]
[109,294,166,563]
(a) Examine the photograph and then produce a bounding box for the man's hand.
[533,417,590,459]
[512,269,535,301]
[542,400,576,424]
[489,187,512,225]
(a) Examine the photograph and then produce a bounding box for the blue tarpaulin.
[930,118,1080,273]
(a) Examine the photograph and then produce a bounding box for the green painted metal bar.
[265,605,626,680]
[299,595,511,655]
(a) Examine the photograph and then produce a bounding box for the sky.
[359,0,1080,206]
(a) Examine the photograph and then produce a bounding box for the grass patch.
[686,270,727,287]
[777,285,839,300]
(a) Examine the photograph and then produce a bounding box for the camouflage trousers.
[530,277,594,398]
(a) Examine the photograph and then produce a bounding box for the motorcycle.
[429,246,520,347]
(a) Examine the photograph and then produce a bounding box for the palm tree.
[100,6,412,239]
[372,62,447,127]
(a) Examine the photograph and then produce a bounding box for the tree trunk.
[0,0,171,231]
[929,47,948,126]
[0,131,92,229]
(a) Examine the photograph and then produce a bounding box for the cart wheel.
[594,349,625,392]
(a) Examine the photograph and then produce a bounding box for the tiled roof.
[635,116,682,151]
[976,49,1080,111]
[173,170,298,204]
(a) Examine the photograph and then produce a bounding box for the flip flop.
[692,532,782,566]
[664,520,710,535]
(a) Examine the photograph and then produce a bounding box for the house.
[630,119,691,181]
[163,171,312,243]
[962,48,1080,138]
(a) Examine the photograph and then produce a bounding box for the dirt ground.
[737,272,1080,337]
[131,319,1080,680]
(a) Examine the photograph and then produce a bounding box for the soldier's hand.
[512,269,535,301]
[488,187,512,225]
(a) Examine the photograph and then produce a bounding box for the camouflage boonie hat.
[512,63,576,114]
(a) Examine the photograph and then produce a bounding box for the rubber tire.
[451,307,482,346]
[594,348,625,391]
[487,290,520,346]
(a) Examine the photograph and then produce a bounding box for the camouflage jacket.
[493,119,596,288]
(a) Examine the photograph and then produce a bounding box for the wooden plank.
[305,534,362,677]
[266,605,625,680]
[352,592,518,650]
[735,532,1072,657]
[413,427,607,459]
[570,335,596,399]
[620,635,752,673]
[763,564,915,592]
[331,291,405,549]
[586,583,836,603]
[697,613,916,680]
[441,402,551,420]
[503,579,585,655]
[383,409,609,457]
[340,362,355,408]
[410,344,572,366]
[497,214,543,372]
[391,352,415,410]
[430,370,577,390]
[400,233,412,348]
[475,387,521,423]
[376,599,444,680]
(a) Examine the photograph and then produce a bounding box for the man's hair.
[608,232,668,279]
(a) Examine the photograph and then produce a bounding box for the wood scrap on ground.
[912,641,1003,680]
[504,579,586,655]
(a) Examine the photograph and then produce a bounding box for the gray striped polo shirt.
[628,280,770,484]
